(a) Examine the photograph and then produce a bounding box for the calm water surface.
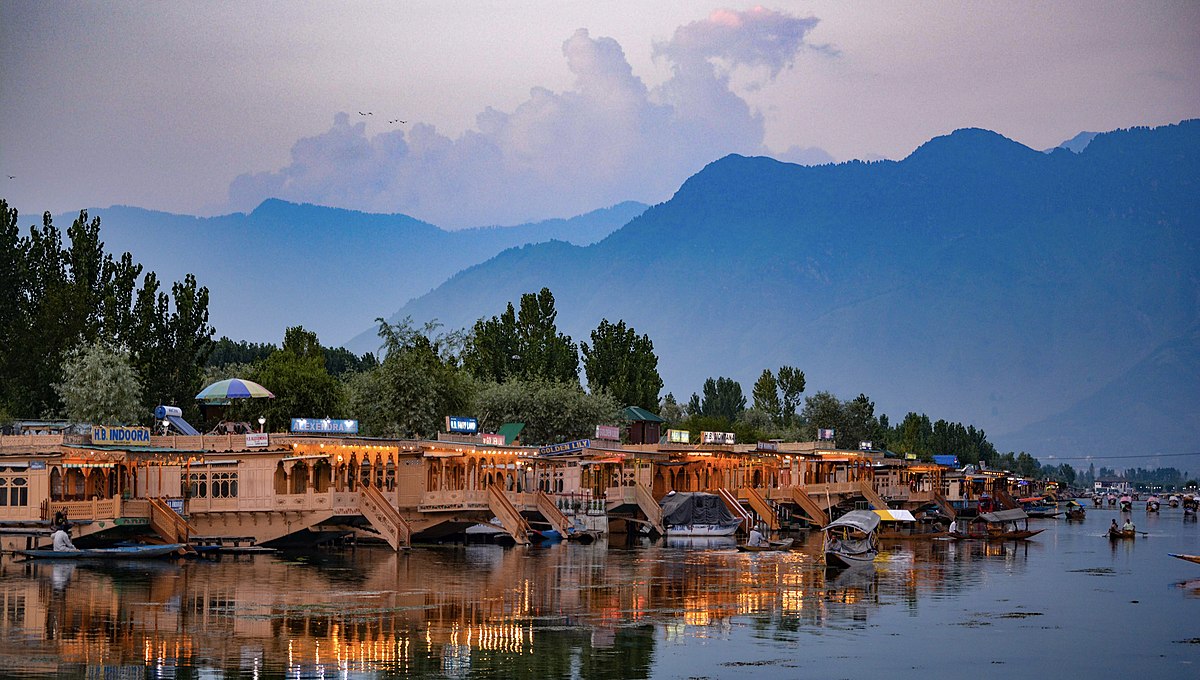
[1,507,1198,678]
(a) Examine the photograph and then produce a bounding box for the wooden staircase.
[634,483,665,536]
[932,490,957,520]
[788,486,829,527]
[535,491,572,536]
[995,488,1020,510]
[359,484,412,550]
[718,488,754,531]
[488,486,532,545]
[744,487,780,531]
[858,480,889,510]
[148,497,195,544]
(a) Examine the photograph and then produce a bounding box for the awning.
[497,422,525,445]
[977,509,1030,523]
[874,508,917,522]
[621,406,665,423]
[824,509,881,533]
[280,455,330,462]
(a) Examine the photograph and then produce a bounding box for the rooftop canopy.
[621,406,664,423]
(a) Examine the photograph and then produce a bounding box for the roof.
[824,510,881,533]
[977,508,1030,523]
[874,508,917,522]
[621,406,665,423]
[932,455,959,467]
[497,422,525,445]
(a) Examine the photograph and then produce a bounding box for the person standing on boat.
[748,524,767,547]
[51,523,79,552]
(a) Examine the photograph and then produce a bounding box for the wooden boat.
[1065,500,1086,521]
[1146,496,1161,512]
[1107,528,1136,540]
[1168,495,1181,508]
[1169,553,1200,565]
[1119,496,1133,511]
[823,510,880,567]
[955,509,1044,541]
[737,538,795,552]
[15,543,186,559]
[874,508,949,540]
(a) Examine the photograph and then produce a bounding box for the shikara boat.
[1107,528,1136,540]
[1146,496,1161,513]
[1168,495,1181,508]
[737,538,795,552]
[15,543,187,559]
[1119,496,1133,511]
[954,509,1044,541]
[874,508,949,540]
[1169,553,1200,565]
[823,510,880,567]
[1065,500,1086,521]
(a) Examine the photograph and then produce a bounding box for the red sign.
[595,425,620,441]
[481,433,506,446]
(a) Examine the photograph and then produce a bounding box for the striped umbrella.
[195,378,275,402]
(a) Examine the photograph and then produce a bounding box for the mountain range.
[58,200,646,348]
[364,121,1200,462]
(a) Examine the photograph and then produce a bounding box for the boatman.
[1122,518,1135,533]
[51,523,79,552]
[748,524,767,547]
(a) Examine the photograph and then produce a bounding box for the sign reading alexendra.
[91,425,151,445]
[290,418,359,434]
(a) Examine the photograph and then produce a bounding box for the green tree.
[131,273,215,421]
[245,327,346,431]
[462,288,579,384]
[800,390,843,442]
[700,376,745,421]
[473,378,619,445]
[751,369,781,423]
[776,365,806,426]
[1015,452,1040,477]
[894,412,934,459]
[54,341,143,425]
[658,392,684,425]
[581,318,662,410]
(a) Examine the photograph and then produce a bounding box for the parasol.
[195,378,275,403]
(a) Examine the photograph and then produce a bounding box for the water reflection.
[8,516,1192,678]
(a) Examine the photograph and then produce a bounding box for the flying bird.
[5,175,13,180]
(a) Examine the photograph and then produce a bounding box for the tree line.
[1,200,1065,478]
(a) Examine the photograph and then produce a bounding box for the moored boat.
[955,509,1044,541]
[874,508,949,540]
[660,491,743,537]
[822,510,880,567]
[15,543,187,559]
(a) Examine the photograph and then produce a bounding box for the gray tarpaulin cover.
[660,492,737,526]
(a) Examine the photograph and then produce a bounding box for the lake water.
[1,505,1198,678]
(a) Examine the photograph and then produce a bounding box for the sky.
[1,1,1198,228]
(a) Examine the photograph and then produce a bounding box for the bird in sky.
[5,175,13,180]
[389,119,406,124]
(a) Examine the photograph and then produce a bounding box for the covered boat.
[1119,495,1133,511]
[660,492,743,537]
[874,508,948,540]
[822,510,880,567]
[1065,500,1086,521]
[1183,495,1198,515]
[958,509,1043,540]
[1146,496,1161,512]
[1169,495,1181,508]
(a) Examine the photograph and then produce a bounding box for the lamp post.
[258,416,266,433]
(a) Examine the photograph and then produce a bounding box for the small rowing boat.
[15,543,186,559]
[1169,553,1200,565]
[1107,528,1136,540]
[823,510,880,567]
[737,538,794,552]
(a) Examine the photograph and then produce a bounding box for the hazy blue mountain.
[55,200,646,347]
[1048,130,1099,154]
[370,121,1200,460]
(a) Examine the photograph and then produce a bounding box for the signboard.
[290,418,359,434]
[445,416,478,434]
[859,441,873,451]
[246,433,269,448]
[91,425,151,445]
[481,433,506,446]
[165,498,185,516]
[756,441,779,452]
[701,431,736,445]
[595,424,620,441]
[29,460,47,471]
[667,429,690,444]
[538,439,591,456]
[817,428,835,440]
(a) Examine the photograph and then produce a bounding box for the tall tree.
[581,318,662,410]
[700,376,745,422]
[246,326,345,432]
[776,365,806,426]
[800,391,843,441]
[54,341,143,425]
[751,369,782,423]
[463,288,579,384]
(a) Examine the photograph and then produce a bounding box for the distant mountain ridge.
[56,199,646,347]
[369,120,1200,460]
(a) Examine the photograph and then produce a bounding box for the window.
[0,476,28,507]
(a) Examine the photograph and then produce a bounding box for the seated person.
[52,524,79,552]
[748,525,767,547]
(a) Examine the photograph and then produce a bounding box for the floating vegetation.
[1069,567,1115,576]
[997,612,1043,619]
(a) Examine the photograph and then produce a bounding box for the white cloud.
[227,8,828,228]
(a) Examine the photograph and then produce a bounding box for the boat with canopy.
[822,510,880,567]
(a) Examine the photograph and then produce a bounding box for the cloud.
[227,8,827,228]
